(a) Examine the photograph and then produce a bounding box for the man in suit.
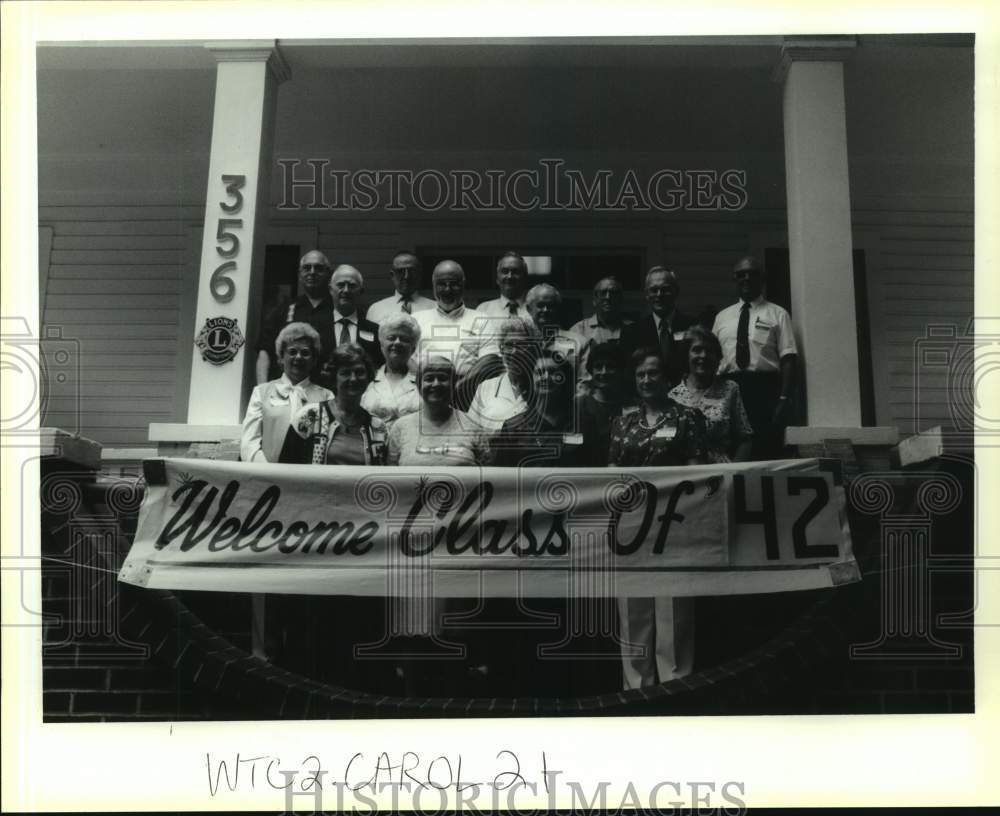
[255,249,337,384]
[477,251,532,320]
[324,264,384,370]
[365,250,436,324]
[622,266,694,385]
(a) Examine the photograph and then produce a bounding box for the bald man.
[366,251,436,324]
[256,250,337,384]
[413,260,502,408]
[327,264,383,366]
[713,255,797,460]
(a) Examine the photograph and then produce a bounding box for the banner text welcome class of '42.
[119,458,859,598]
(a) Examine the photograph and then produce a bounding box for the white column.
[778,39,861,426]
[186,41,289,425]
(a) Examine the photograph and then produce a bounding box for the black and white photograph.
[2,0,998,812]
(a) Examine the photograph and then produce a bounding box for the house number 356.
[210,174,246,303]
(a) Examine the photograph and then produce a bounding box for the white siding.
[39,206,202,446]
[854,202,974,433]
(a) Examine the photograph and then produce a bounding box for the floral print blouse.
[607,401,707,467]
[668,378,753,463]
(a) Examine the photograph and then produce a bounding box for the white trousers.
[616,595,695,689]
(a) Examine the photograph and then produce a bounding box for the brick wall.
[40,453,976,719]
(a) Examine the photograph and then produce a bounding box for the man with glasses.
[621,265,695,386]
[256,250,337,384]
[366,251,436,324]
[712,255,797,460]
[569,276,636,384]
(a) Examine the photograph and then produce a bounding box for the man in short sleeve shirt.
[256,250,336,384]
[568,276,635,387]
[713,255,798,459]
[413,260,502,408]
[365,251,435,324]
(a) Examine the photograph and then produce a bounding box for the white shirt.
[360,365,421,429]
[713,297,798,374]
[413,304,499,376]
[467,373,528,431]
[240,375,333,463]
[333,308,359,344]
[651,309,686,339]
[477,296,531,321]
[366,292,436,325]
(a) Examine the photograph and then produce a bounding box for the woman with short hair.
[385,350,491,694]
[608,348,707,690]
[361,313,422,430]
[387,350,491,466]
[492,350,584,468]
[669,325,753,463]
[240,322,333,463]
[467,317,534,432]
[575,341,629,467]
[281,343,387,465]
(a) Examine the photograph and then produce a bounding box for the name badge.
[415,445,448,456]
[359,329,375,343]
[655,426,678,440]
[562,433,584,445]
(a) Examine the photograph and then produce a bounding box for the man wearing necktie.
[477,251,532,321]
[365,251,436,324]
[712,255,798,460]
[621,266,694,387]
[323,265,383,380]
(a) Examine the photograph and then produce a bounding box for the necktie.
[401,296,412,315]
[506,301,519,317]
[736,302,751,370]
[658,318,673,361]
[339,318,351,346]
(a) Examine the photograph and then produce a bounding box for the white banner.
[119,458,859,597]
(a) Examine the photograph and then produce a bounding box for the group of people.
[239,249,799,693]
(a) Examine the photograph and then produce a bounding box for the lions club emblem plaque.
[195,316,246,365]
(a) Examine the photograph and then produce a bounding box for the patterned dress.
[668,378,753,463]
[607,400,707,467]
[606,398,707,689]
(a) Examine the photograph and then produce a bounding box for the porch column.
[777,38,861,426]
[186,41,289,425]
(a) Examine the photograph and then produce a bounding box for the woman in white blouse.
[240,322,333,463]
[360,312,421,430]
[466,317,533,432]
